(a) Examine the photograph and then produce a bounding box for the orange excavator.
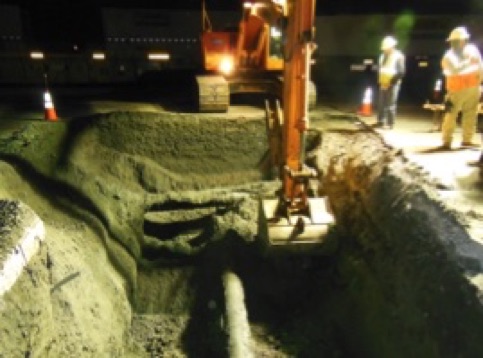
[197,0,316,112]
[257,0,335,253]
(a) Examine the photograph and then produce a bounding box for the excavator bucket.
[257,197,337,255]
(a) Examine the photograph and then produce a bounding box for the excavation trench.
[1,110,483,357]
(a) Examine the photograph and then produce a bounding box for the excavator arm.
[281,0,314,206]
[259,0,335,254]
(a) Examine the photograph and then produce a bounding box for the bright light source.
[243,2,253,9]
[363,58,374,65]
[148,53,170,61]
[418,61,428,68]
[270,27,282,38]
[219,56,234,75]
[30,52,44,60]
[253,2,267,9]
[92,52,105,60]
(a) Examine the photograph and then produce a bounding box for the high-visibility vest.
[445,73,480,92]
[378,50,404,88]
[442,43,483,92]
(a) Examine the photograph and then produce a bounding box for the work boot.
[461,142,480,148]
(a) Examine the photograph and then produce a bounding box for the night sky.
[4,0,479,14]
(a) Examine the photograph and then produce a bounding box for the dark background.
[2,0,481,45]
[3,0,479,13]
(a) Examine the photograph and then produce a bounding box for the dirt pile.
[0,111,269,356]
[0,110,483,357]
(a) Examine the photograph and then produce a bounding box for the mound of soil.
[0,108,483,357]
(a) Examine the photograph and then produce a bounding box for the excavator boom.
[282,0,313,201]
[259,0,335,254]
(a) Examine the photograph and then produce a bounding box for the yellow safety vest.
[378,50,404,88]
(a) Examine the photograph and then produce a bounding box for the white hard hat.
[447,26,470,41]
[381,36,397,50]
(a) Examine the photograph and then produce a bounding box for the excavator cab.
[237,10,268,68]
[197,0,310,112]
[200,0,282,74]
[235,2,283,71]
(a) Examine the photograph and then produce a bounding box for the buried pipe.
[0,200,45,297]
[222,270,253,358]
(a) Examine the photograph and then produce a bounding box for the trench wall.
[315,129,483,357]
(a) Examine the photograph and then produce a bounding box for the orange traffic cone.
[43,90,58,121]
[358,87,373,116]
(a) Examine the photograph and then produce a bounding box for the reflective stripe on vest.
[378,51,402,87]
[443,44,483,92]
[445,72,480,92]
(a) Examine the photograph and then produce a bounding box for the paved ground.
[357,105,483,247]
[359,105,483,188]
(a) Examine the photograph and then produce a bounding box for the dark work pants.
[377,82,401,127]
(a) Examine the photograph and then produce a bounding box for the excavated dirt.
[1,99,483,357]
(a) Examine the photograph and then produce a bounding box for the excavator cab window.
[269,26,283,60]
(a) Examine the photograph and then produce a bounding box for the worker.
[375,35,405,129]
[440,26,483,149]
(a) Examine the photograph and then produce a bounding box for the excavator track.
[196,73,317,112]
[196,75,230,112]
